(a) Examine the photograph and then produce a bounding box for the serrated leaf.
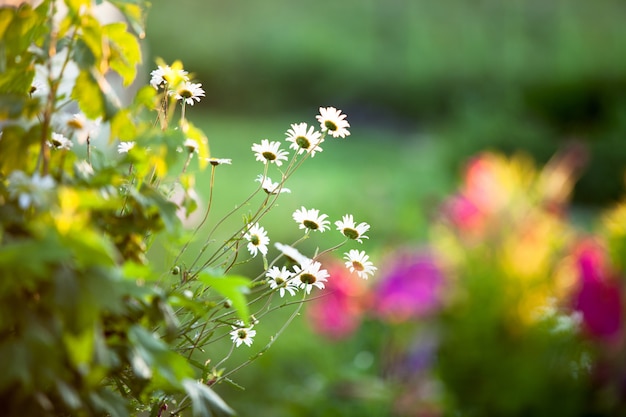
[103,22,141,86]
[108,0,148,39]
[79,14,103,65]
[198,272,251,325]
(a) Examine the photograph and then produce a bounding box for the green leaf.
[0,8,14,39]
[111,108,136,141]
[132,183,181,234]
[181,120,210,170]
[79,14,103,64]
[103,22,141,86]
[72,69,105,119]
[127,325,194,390]
[198,272,251,325]
[182,379,236,417]
[108,0,149,39]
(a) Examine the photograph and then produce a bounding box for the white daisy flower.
[343,249,377,280]
[316,106,350,138]
[292,206,330,233]
[266,266,298,297]
[117,141,135,154]
[251,139,289,167]
[285,122,324,157]
[292,260,329,294]
[274,242,311,266]
[29,80,44,95]
[335,214,370,243]
[150,65,189,89]
[207,157,232,166]
[66,113,100,144]
[173,81,205,106]
[243,222,270,257]
[184,138,199,154]
[7,171,55,210]
[230,321,257,347]
[255,174,291,195]
[48,132,73,150]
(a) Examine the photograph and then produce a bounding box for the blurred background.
[144,1,626,415]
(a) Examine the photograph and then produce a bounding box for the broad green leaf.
[63,327,95,369]
[127,325,193,389]
[111,108,136,141]
[80,14,103,65]
[132,183,180,234]
[0,8,14,39]
[0,124,41,174]
[72,69,105,119]
[198,272,251,325]
[103,22,141,86]
[182,379,236,417]
[108,0,148,39]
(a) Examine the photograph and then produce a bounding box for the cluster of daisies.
[231,210,376,348]
[244,212,376,288]
[227,106,377,348]
[149,64,205,106]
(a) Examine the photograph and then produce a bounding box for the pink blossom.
[306,262,368,340]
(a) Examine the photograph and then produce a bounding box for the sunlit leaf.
[198,272,251,325]
[103,22,141,86]
[72,69,105,119]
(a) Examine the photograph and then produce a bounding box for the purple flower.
[573,240,623,344]
[373,250,445,323]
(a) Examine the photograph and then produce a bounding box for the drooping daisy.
[173,81,205,106]
[266,266,298,297]
[184,138,199,154]
[243,222,270,257]
[292,206,330,233]
[207,157,232,166]
[48,132,73,150]
[274,242,311,266]
[251,139,289,167]
[285,122,324,157]
[150,65,189,89]
[292,260,329,294]
[316,106,350,138]
[230,321,257,347]
[117,141,135,154]
[66,113,100,144]
[255,174,291,195]
[344,249,377,280]
[335,214,370,243]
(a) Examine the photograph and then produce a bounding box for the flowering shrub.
[305,149,626,416]
[0,1,376,415]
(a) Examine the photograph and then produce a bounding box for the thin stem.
[215,294,306,383]
[172,164,217,268]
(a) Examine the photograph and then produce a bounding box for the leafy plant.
[0,1,376,415]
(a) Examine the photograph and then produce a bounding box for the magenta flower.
[573,240,623,344]
[373,250,445,323]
